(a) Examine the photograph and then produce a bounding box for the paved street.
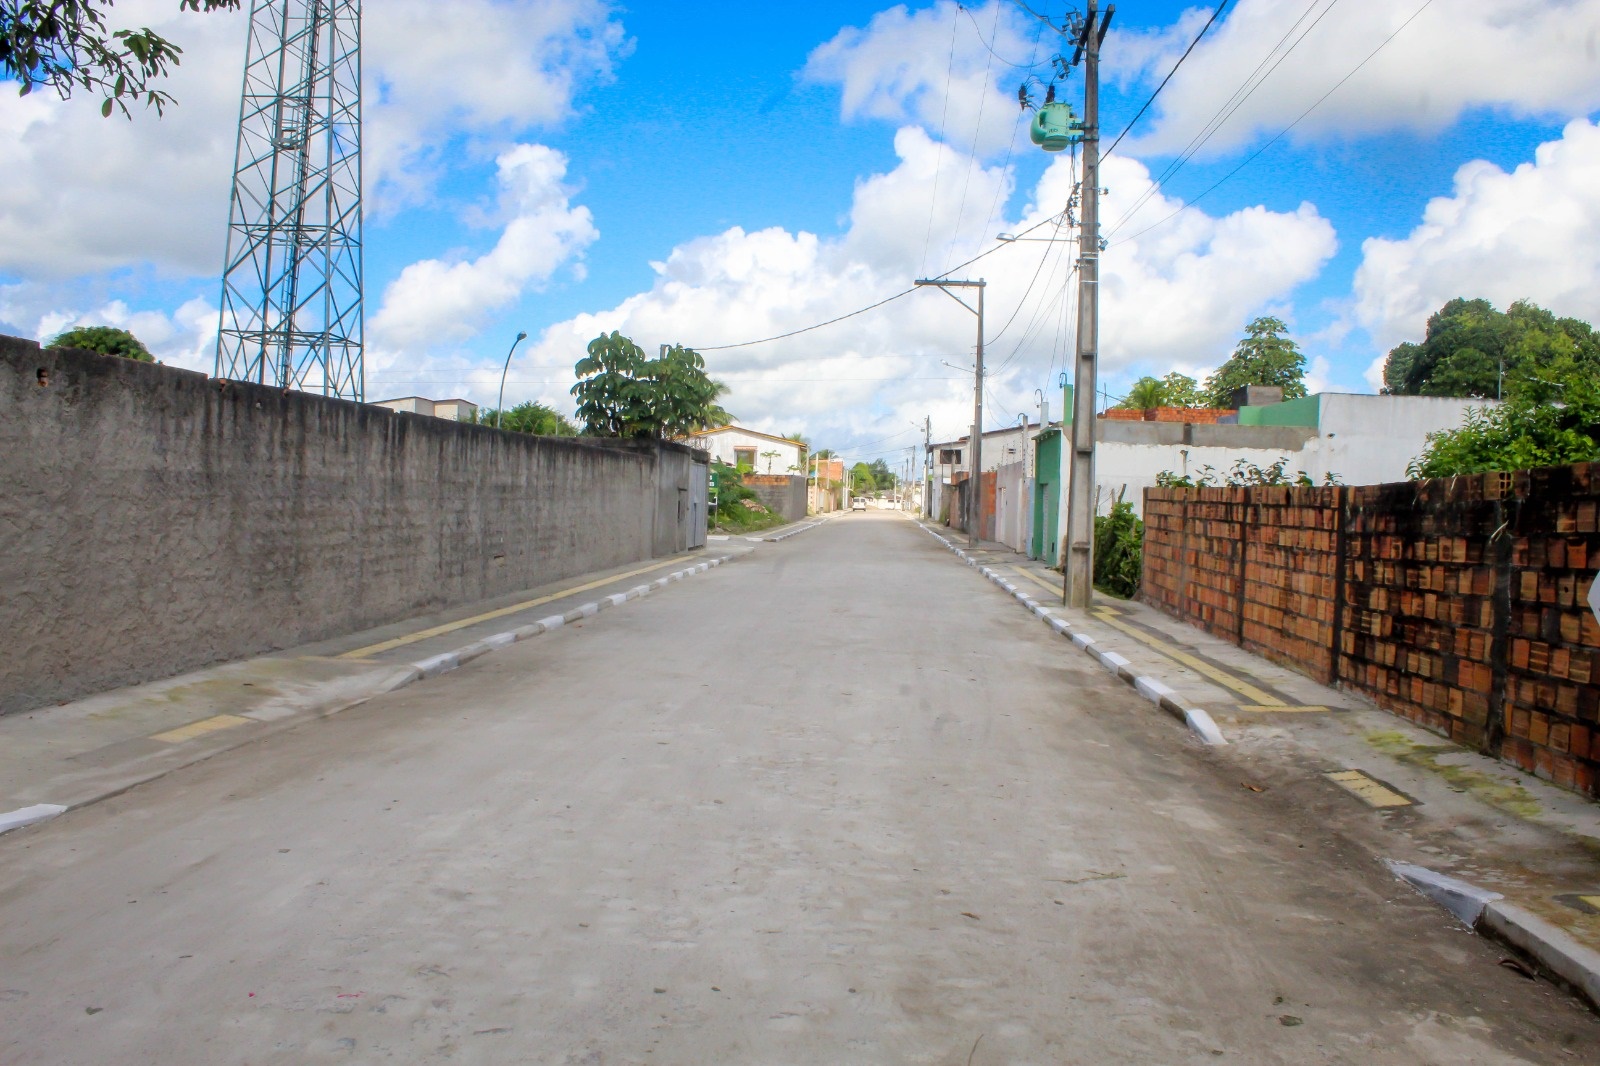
[1,512,1595,1064]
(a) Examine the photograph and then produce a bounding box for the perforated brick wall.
[1143,464,1600,798]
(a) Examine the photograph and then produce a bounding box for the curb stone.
[0,554,735,839]
[1386,860,1600,1012]
[913,521,1225,747]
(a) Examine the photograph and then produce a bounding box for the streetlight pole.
[494,330,529,429]
[914,278,986,549]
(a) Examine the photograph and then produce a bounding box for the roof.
[682,425,806,448]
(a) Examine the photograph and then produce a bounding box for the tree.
[867,458,897,492]
[1159,372,1204,407]
[570,332,731,439]
[1118,376,1165,409]
[1410,365,1600,478]
[850,461,876,494]
[2,1,239,118]
[1203,317,1307,407]
[475,400,577,436]
[1381,298,1600,399]
[49,325,152,361]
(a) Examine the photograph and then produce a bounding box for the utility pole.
[1063,1,1113,607]
[923,416,932,518]
[914,279,986,548]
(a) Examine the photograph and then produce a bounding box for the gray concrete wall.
[0,336,706,715]
[741,475,808,522]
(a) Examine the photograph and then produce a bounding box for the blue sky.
[3,0,1599,465]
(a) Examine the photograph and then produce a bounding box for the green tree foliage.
[1093,491,1143,598]
[1382,298,1600,400]
[867,458,896,491]
[708,459,785,532]
[2,1,239,118]
[570,332,730,439]
[475,400,577,436]
[49,325,152,361]
[1115,371,1206,410]
[1203,317,1307,407]
[850,461,877,495]
[1410,374,1600,477]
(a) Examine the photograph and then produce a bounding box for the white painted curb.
[1387,860,1600,1012]
[0,803,68,837]
[914,519,1225,746]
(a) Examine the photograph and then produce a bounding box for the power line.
[960,1,1048,68]
[1102,0,1232,160]
[920,13,962,278]
[692,211,1063,351]
[1108,0,1434,249]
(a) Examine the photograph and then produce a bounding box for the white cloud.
[805,0,1044,160]
[473,135,1336,455]
[370,145,598,355]
[1118,0,1600,157]
[1353,118,1600,367]
[0,286,220,371]
[0,0,623,278]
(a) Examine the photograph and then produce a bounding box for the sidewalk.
[914,516,1600,1009]
[0,544,751,831]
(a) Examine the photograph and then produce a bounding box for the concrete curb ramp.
[915,522,1226,748]
[1387,860,1600,1012]
[762,511,845,543]
[0,556,732,838]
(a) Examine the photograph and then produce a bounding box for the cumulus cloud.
[0,0,623,278]
[479,134,1336,455]
[805,0,1045,160]
[1353,118,1600,374]
[1116,0,1600,157]
[370,145,598,355]
[0,284,220,372]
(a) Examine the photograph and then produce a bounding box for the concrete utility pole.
[914,278,986,549]
[923,416,932,518]
[1063,1,1113,608]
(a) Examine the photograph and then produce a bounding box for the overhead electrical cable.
[942,0,1003,274]
[960,1,1049,68]
[1101,0,1232,160]
[919,14,963,278]
[1108,0,1434,249]
[692,212,1064,351]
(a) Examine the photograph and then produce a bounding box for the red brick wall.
[1100,407,1237,423]
[1142,463,1600,797]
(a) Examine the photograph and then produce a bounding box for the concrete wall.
[742,474,808,522]
[1,336,706,715]
[1142,467,1600,798]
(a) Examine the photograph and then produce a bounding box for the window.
[939,448,962,465]
[734,447,757,469]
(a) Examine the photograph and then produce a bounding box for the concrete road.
[1,512,1594,1064]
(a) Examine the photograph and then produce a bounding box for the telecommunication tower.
[214,0,363,400]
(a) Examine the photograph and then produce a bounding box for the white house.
[372,396,478,422]
[679,425,806,474]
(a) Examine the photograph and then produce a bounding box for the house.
[678,425,806,475]
[926,422,1041,551]
[1028,387,1496,565]
[372,395,478,422]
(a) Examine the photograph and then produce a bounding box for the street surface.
[1,512,1596,1063]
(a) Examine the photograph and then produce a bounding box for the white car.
[851,498,866,511]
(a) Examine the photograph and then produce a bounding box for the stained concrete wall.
[0,336,706,715]
[741,474,808,522]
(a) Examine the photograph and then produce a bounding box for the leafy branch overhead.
[1,0,239,118]
[570,331,731,439]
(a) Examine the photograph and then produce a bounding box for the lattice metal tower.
[215,0,363,400]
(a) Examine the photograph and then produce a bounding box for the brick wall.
[1143,464,1600,797]
[1100,407,1237,424]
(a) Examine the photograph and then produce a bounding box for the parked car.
[851,498,866,511]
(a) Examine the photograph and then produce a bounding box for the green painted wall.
[1237,394,1320,428]
[1032,427,1062,564]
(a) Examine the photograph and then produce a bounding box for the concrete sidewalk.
[914,515,1600,1010]
[0,544,749,829]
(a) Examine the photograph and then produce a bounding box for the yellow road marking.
[1008,565,1294,708]
[1012,566,1065,596]
[1088,607,1285,707]
[1326,770,1412,808]
[1237,705,1331,713]
[337,558,684,659]
[152,714,253,744]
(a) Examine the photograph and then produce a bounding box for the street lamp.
[914,277,986,550]
[495,330,529,429]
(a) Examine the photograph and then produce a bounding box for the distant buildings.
[372,396,478,422]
